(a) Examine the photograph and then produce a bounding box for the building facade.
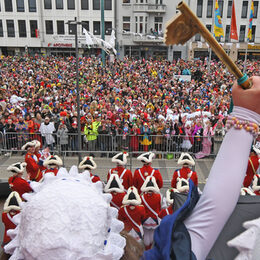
[0,0,259,60]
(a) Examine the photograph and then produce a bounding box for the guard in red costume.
[118,186,146,242]
[78,156,100,183]
[104,174,126,210]
[140,176,162,250]
[171,152,198,189]
[23,141,43,182]
[158,188,178,219]
[252,173,260,195]
[133,152,163,194]
[32,140,47,172]
[107,152,133,190]
[243,145,260,187]
[240,187,256,196]
[7,162,32,199]
[2,191,22,247]
[43,155,63,176]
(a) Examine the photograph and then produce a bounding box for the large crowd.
[0,55,259,157]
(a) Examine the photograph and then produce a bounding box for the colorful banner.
[230,0,238,40]
[247,0,254,41]
[214,0,224,38]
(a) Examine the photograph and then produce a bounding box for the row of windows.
[0,19,113,38]
[197,0,259,19]
[196,24,256,42]
[1,0,112,12]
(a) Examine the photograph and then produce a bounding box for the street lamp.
[66,18,83,163]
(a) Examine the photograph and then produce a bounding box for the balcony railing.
[133,4,166,13]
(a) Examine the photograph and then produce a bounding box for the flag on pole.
[82,28,94,46]
[108,29,116,48]
[230,0,238,40]
[214,0,224,38]
[247,0,254,41]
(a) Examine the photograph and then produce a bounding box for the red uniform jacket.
[90,172,101,183]
[158,206,174,219]
[171,167,198,188]
[8,176,32,199]
[141,192,161,221]
[35,152,47,172]
[133,165,163,193]
[25,152,43,182]
[110,191,126,210]
[45,168,59,176]
[243,155,259,187]
[107,166,133,190]
[118,205,146,236]
[2,212,19,246]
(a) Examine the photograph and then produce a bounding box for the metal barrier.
[1,132,224,158]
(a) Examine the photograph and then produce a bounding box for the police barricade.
[1,132,224,158]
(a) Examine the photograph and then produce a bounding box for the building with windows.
[0,0,259,60]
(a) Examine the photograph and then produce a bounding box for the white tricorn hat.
[137,152,155,164]
[166,188,179,205]
[252,175,260,192]
[43,155,63,168]
[21,141,35,151]
[104,174,124,193]
[32,140,41,148]
[7,162,27,174]
[4,191,22,212]
[176,177,189,193]
[140,176,160,193]
[111,152,128,165]
[122,186,142,206]
[240,187,255,196]
[177,153,195,166]
[253,143,260,155]
[78,156,97,170]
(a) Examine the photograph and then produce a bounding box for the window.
[67,0,75,9]
[123,16,130,32]
[173,51,182,60]
[206,24,211,32]
[239,25,246,42]
[135,16,138,33]
[241,1,248,18]
[139,16,143,34]
[253,1,258,18]
[30,20,38,37]
[81,0,88,9]
[57,21,64,34]
[28,0,36,12]
[195,34,201,41]
[45,20,53,34]
[44,0,52,9]
[7,20,15,37]
[123,0,130,3]
[18,20,26,37]
[227,1,232,18]
[197,0,203,17]
[105,0,112,10]
[154,17,163,34]
[93,0,100,10]
[93,21,100,34]
[250,25,256,42]
[82,21,89,33]
[56,0,63,9]
[105,21,112,35]
[0,20,3,37]
[68,23,76,34]
[225,25,230,42]
[219,0,224,17]
[206,0,213,17]
[17,0,25,12]
[145,16,147,34]
[5,0,13,11]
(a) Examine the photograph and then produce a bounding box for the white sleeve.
[184,106,260,260]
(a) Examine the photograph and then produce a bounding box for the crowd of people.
[0,56,259,158]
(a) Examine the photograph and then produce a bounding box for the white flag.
[82,28,94,45]
[108,29,116,48]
